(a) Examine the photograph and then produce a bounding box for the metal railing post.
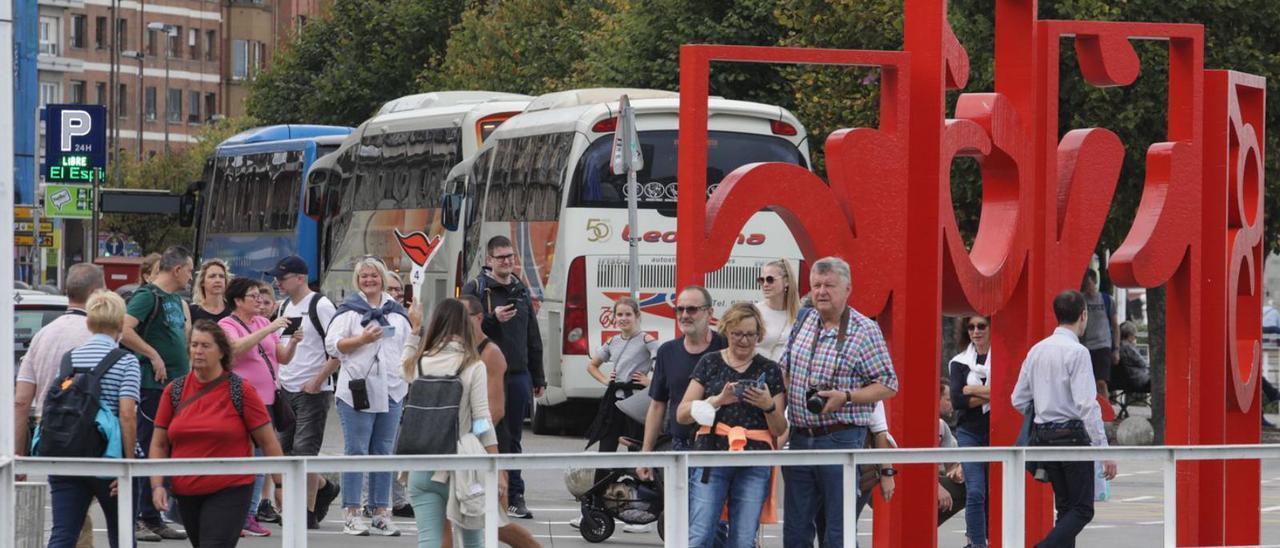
[1163,450,1177,547]
[283,459,308,548]
[117,465,134,548]
[664,453,689,545]
[843,452,858,546]
[1002,449,1026,548]
[1,459,13,548]
[485,459,499,547]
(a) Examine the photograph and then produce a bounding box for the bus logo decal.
[394,228,444,268]
[586,218,611,242]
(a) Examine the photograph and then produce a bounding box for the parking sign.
[44,104,107,183]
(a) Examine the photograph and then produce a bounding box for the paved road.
[54,406,1280,547]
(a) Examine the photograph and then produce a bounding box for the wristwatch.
[880,467,897,477]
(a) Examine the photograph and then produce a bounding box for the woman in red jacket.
[148,320,285,548]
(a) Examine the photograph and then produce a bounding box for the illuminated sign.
[43,184,94,219]
[43,104,107,183]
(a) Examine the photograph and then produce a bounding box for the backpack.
[394,358,465,455]
[130,284,166,336]
[169,373,245,420]
[34,349,128,457]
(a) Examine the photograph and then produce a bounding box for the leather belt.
[792,423,857,437]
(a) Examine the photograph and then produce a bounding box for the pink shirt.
[218,315,280,405]
[17,312,93,415]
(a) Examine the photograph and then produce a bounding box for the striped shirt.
[66,334,142,414]
[781,306,898,428]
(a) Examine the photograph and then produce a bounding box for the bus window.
[484,132,574,222]
[569,130,804,211]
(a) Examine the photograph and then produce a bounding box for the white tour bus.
[304,91,532,306]
[442,88,811,432]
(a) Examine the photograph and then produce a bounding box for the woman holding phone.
[325,257,410,536]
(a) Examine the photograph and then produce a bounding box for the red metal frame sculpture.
[675,1,1265,546]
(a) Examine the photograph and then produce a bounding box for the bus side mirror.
[441,194,463,232]
[178,181,203,227]
[305,181,325,221]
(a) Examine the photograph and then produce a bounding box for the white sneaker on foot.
[342,515,369,536]
[569,516,582,529]
[369,516,401,537]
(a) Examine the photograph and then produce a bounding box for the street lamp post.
[147,22,176,155]
[122,50,143,159]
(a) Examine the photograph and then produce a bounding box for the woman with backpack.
[218,277,297,536]
[149,320,285,548]
[324,256,411,536]
[401,298,500,548]
[45,290,142,548]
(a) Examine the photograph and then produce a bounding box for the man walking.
[1012,290,1117,548]
[121,246,193,541]
[269,256,342,529]
[782,256,898,548]
[462,235,545,519]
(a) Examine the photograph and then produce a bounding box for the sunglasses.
[674,305,709,315]
[756,275,783,285]
[968,322,989,332]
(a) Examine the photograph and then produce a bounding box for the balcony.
[36,52,83,73]
[37,0,84,9]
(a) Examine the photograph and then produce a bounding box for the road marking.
[1262,505,1280,513]
[1083,525,1116,530]
[1129,470,1158,475]
[1114,473,1135,478]
[1137,520,1164,525]
[1119,495,1155,502]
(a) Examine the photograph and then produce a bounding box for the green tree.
[248,0,466,126]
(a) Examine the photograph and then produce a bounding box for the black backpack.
[394,359,465,455]
[35,349,128,457]
[130,284,166,336]
[169,373,244,420]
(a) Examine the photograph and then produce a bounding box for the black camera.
[805,384,832,414]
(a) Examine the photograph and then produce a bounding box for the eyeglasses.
[729,331,758,341]
[968,322,989,332]
[673,305,709,315]
[490,253,516,262]
[756,275,783,285]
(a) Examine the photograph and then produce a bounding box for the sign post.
[43,104,106,260]
[611,95,645,300]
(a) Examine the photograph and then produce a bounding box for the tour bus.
[445,88,811,432]
[302,91,532,304]
[198,125,353,281]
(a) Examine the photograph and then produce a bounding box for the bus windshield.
[571,130,805,210]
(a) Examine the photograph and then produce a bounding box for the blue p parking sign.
[44,104,107,183]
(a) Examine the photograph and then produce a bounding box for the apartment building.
[222,0,325,118]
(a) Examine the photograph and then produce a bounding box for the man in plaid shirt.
[781,256,898,547]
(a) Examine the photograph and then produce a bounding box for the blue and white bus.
[198,124,353,282]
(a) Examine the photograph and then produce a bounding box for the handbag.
[231,316,296,432]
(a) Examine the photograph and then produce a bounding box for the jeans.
[246,447,266,523]
[49,477,121,548]
[133,387,164,527]
[689,465,770,548]
[956,427,990,547]
[504,371,532,499]
[175,484,254,548]
[337,398,403,509]
[408,471,482,548]
[783,425,867,548]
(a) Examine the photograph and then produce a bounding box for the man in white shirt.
[268,256,341,530]
[1012,290,1118,547]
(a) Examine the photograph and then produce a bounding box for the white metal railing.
[7,445,1280,548]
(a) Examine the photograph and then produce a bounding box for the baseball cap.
[264,255,308,278]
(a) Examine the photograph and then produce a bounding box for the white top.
[868,401,897,446]
[753,301,794,363]
[278,292,336,392]
[1011,327,1108,447]
[324,292,411,413]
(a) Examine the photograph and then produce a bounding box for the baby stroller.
[565,467,664,543]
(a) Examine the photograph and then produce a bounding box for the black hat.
[264,255,308,278]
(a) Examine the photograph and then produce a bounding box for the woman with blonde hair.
[191,259,230,323]
[401,298,499,547]
[324,256,410,536]
[753,259,799,362]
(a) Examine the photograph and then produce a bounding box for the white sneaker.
[569,516,582,529]
[342,515,369,536]
[369,516,401,537]
[623,522,655,534]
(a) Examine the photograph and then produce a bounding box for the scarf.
[334,293,408,328]
[954,343,991,413]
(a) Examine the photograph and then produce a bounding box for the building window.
[115,18,127,50]
[70,15,86,49]
[145,28,156,56]
[231,40,265,81]
[117,84,128,118]
[38,16,60,55]
[167,88,182,122]
[145,87,157,121]
[188,91,201,123]
[70,80,86,104]
[188,28,200,60]
[94,82,106,105]
[205,30,216,61]
[204,92,217,120]
[39,82,61,107]
[94,16,106,49]
[167,26,182,57]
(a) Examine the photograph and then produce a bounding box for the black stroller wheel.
[580,509,615,543]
